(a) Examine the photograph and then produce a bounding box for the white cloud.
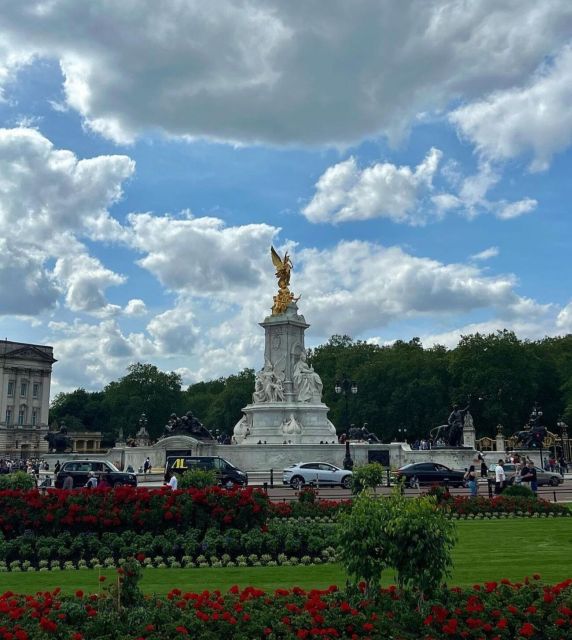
[146,306,199,354]
[127,211,279,297]
[497,198,537,220]
[433,161,537,221]
[0,238,59,315]
[556,301,572,332]
[302,148,442,225]
[470,247,499,262]
[450,44,572,170]
[1,2,572,145]
[296,240,545,337]
[124,299,147,316]
[0,127,134,315]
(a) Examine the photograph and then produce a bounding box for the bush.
[0,472,35,490]
[338,489,456,597]
[298,487,318,504]
[178,469,217,489]
[502,484,535,498]
[351,463,386,494]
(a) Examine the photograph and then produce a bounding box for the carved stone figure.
[281,414,302,435]
[347,423,379,443]
[232,415,251,444]
[293,351,323,403]
[252,361,285,403]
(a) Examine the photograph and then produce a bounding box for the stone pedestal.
[233,301,336,445]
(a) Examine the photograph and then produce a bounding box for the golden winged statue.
[270,246,297,315]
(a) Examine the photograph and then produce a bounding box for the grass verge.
[1,518,571,594]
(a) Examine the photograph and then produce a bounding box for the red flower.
[99,576,106,582]
[75,590,84,598]
[175,626,188,635]
[519,622,535,637]
[145,625,155,632]
[72,634,83,640]
[362,622,374,632]
[263,628,272,635]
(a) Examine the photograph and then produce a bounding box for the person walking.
[84,472,98,489]
[143,457,152,474]
[521,463,538,496]
[54,460,61,474]
[495,459,506,495]
[164,471,178,490]
[465,465,478,497]
[62,473,74,490]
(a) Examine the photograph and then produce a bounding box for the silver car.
[489,463,563,487]
[282,462,353,490]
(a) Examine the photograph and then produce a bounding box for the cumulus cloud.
[127,211,279,297]
[146,306,199,354]
[433,161,538,221]
[1,2,571,146]
[0,239,59,315]
[302,149,441,225]
[296,241,547,337]
[450,45,572,170]
[124,299,147,316]
[0,127,134,315]
[556,301,572,332]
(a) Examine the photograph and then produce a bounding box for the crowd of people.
[0,457,50,479]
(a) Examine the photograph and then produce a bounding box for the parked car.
[54,460,137,488]
[164,456,248,487]
[488,463,563,487]
[282,462,353,490]
[395,462,466,488]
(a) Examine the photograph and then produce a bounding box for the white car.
[282,462,353,490]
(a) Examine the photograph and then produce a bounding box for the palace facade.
[0,340,56,458]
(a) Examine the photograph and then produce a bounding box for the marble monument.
[232,248,337,445]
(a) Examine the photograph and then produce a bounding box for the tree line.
[49,330,572,445]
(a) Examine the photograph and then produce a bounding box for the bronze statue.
[270,246,299,315]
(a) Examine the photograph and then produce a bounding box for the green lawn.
[1,519,571,595]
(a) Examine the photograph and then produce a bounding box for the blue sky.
[0,1,571,395]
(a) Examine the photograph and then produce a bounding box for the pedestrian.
[480,458,488,478]
[164,471,178,490]
[143,457,151,474]
[495,459,506,495]
[98,472,110,489]
[558,456,567,476]
[54,460,61,474]
[62,473,74,490]
[84,471,98,489]
[465,465,478,497]
[521,463,538,496]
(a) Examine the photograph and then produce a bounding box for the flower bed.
[439,494,570,517]
[0,520,338,571]
[0,577,571,639]
[0,487,269,538]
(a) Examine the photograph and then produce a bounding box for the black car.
[165,456,248,487]
[55,460,138,488]
[395,462,465,488]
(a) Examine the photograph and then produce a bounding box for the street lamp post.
[336,374,358,471]
[335,374,358,430]
[530,402,544,469]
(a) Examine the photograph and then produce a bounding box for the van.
[165,456,248,487]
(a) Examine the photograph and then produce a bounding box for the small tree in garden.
[178,469,217,489]
[384,492,457,597]
[338,489,457,598]
[337,491,389,595]
[351,462,386,494]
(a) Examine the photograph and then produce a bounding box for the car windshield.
[221,458,236,469]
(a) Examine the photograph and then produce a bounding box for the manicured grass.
[1,518,571,595]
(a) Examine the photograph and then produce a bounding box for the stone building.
[0,340,56,458]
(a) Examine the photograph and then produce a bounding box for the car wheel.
[341,475,352,490]
[549,476,560,487]
[409,475,420,489]
[290,475,305,490]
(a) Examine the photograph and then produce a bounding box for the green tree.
[103,363,182,439]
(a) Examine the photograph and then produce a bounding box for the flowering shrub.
[270,498,352,519]
[441,495,570,517]
[0,577,571,638]
[0,486,269,538]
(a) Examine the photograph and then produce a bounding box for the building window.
[20,382,28,398]
[5,408,12,425]
[18,406,26,425]
[33,383,40,398]
[7,381,15,397]
[32,409,38,426]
